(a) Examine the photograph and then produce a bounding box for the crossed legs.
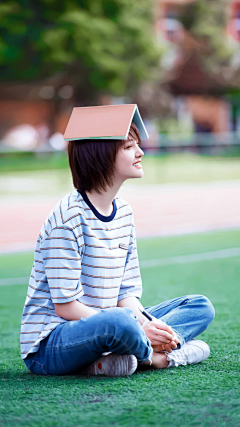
[24,295,215,375]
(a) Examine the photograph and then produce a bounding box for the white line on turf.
[0,276,29,286]
[0,247,239,287]
[140,247,240,268]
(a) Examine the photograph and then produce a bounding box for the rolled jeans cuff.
[138,345,153,365]
[173,329,185,349]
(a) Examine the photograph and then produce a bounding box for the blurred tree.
[178,0,237,76]
[0,0,161,102]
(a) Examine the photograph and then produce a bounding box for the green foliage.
[0,0,161,98]
[0,230,240,426]
[178,0,236,72]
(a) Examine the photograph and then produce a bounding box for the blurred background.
[0,0,240,253]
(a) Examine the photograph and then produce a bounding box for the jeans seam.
[147,298,191,318]
[44,333,152,362]
[44,333,119,351]
[30,359,47,375]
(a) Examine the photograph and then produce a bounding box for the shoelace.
[168,346,193,367]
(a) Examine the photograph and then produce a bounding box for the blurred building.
[0,77,73,150]
[154,0,240,136]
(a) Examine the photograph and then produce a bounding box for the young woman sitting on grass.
[21,112,215,376]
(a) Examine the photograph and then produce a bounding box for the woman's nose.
[137,147,144,157]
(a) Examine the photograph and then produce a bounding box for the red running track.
[1,181,240,253]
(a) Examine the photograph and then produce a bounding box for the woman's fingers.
[150,341,166,346]
[152,320,179,345]
[170,340,177,349]
[149,335,172,345]
[164,343,172,353]
[152,341,177,353]
[143,321,179,346]
[147,331,171,344]
[152,345,165,353]
[144,327,173,344]
[152,320,174,335]
[153,329,174,341]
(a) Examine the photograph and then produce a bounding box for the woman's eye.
[125,145,132,149]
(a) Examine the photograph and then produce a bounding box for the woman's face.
[113,137,144,183]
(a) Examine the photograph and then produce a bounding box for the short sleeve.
[41,226,84,303]
[118,221,142,302]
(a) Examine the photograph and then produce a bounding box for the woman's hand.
[142,318,179,352]
[152,341,177,353]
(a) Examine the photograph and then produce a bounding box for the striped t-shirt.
[21,189,142,359]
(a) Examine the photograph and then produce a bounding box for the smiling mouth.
[133,162,142,168]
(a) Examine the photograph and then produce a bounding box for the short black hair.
[68,122,141,194]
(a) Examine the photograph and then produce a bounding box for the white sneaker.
[81,354,138,376]
[167,339,210,368]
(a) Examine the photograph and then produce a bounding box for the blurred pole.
[152,0,161,32]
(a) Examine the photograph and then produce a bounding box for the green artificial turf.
[0,230,240,427]
[0,151,69,173]
[1,153,240,186]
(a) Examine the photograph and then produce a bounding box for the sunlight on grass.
[0,153,240,198]
[138,154,240,185]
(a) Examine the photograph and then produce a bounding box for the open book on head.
[63,104,149,142]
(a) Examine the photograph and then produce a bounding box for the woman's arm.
[117,296,147,325]
[54,300,97,321]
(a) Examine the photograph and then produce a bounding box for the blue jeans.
[24,294,215,376]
